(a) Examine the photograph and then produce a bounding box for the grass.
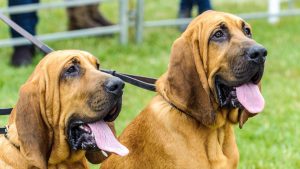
[1,0,300,168]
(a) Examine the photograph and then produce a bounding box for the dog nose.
[104,77,125,96]
[247,45,267,64]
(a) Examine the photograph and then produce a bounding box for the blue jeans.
[179,0,212,15]
[8,0,39,38]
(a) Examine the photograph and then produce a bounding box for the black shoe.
[11,45,35,67]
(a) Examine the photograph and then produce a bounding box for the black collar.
[3,126,20,150]
[159,94,187,114]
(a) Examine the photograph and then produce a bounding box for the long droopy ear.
[15,79,49,169]
[156,35,216,126]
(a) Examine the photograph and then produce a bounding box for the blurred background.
[0,0,300,168]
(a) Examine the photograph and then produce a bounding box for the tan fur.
[0,50,113,168]
[102,96,239,169]
[102,11,263,169]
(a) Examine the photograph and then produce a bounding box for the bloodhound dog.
[0,50,128,168]
[101,11,267,169]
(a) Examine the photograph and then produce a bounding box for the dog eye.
[65,65,80,76]
[210,29,227,42]
[67,66,76,73]
[213,30,224,38]
[244,27,251,37]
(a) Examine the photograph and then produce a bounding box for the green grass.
[1,0,300,168]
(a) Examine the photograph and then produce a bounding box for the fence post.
[135,0,144,43]
[119,0,129,44]
[288,0,294,9]
[268,0,280,24]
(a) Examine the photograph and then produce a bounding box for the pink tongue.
[87,120,129,156]
[236,83,265,114]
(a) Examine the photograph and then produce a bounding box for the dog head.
[12,50,128,168]
[157,11,267,128]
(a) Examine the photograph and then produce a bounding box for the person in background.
[178,0,212,32]
[8,0,113,67]
[66,0,113,30]
[9,0,39,67]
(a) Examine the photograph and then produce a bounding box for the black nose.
[104,77,125,96]
[247,45,267,64]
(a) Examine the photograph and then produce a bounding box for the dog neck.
[0,123,32,168]
[158,91,240,129]
[3,121,88,168]
[149,95,239,168]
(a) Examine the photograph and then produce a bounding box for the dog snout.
[246,45,267,64]
[104,77,125,96]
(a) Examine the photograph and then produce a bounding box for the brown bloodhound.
[101,11,267,169]
[0,50,128,168]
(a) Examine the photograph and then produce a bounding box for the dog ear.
[15,81,49,169]
[157,36,215,126]
[85,122,115,164]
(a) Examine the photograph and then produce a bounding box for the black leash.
[0,109,11,134]
[0,12,53,54]
[0,12,157,134]
[0,108,13,115]
[101,69,156,91]
[0,12,157,91]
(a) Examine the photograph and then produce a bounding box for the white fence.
[0,0,128,47]
[135,0,298,43]
[0,0,298,47]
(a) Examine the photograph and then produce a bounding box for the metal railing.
[134,0,299,43]
[0,0,299,47]
[0,0,128,47]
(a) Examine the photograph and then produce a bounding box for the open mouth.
[215,71,265,114]
[67,100,129,157]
